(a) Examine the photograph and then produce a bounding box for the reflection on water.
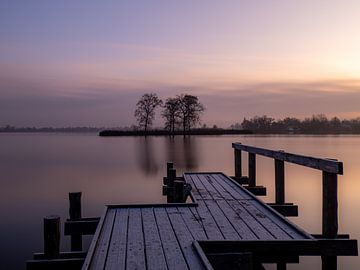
[137,136,199,175]
[0,134,359,269]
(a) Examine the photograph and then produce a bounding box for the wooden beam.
[267,203,298,217]
[64,219,99,235]
[33,251,87,260]
[232,143,343,174]
[27,258,84,270]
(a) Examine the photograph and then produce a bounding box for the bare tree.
[177,94,205,133]
[134,93,162,131]
[162,97,180,133]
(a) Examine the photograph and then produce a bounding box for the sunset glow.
[1,0,360,127]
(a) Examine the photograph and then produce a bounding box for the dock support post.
[69,192,82,251]
[234,149,242,178]
[167,162,174,179]
[321,170,338,270]
[322,171,338,238]
[44,215,60,259]
[275,159,285,204]
[248,153,256,187]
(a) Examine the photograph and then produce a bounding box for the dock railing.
[232,142,343,239]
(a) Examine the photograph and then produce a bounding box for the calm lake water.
[0,133,359,269]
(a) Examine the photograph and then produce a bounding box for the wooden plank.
[216,200,259,240]
[89,209,116,270]
[177,207,207,240]
[166,208,205,270]
[141,208,168,270]
[232,143,343,174]
[104,208,128,270]
[126,208,146,270]
[211,174,295,240]
[211,174,252,200]
[190,175,214,200]
[154,208,189,270]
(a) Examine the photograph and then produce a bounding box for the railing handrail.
[232,142,343,175]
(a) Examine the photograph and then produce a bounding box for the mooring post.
[322,171,338,238]
[44,215,60,259]
[69,192,82,251]
[167,162,174,179]
[174,180,184,203]
[248,153,256,187]
[234,148,242,178]
[275,159,285,204]
[167,168,176,203]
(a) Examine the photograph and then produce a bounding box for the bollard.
[44,215,60,259]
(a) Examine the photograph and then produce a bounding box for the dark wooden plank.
[126,208,146,270]
[195,174,223,200]
[190,175,213,200]
[166,208,205,270]
[104,208,128,270]
[154,207,189,270]
[141,208,168,270]
[177,207,207,240]
[90,209,116,270]
[232,143,343,174]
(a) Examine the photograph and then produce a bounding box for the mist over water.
[0,133,359,269]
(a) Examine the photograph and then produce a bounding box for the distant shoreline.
[98,129,253,136]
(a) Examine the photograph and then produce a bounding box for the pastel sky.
[1,0,360,127]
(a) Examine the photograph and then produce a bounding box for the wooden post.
[167,168,176,203]
[44,215,60,259]
[69,192,82,251]
[322,255,337,270]
[248,153,256,187]
[167,162,174,178]
[322,171,338,238]
[174,181,184,203]
[275,159,285,204]
[234,149,242,178]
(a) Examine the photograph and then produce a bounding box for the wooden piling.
[322,171,338,238]
[174,181,184,203]
[275,159,285,205]
[167,162,174,178]
[69,192,82,251]
[234,149,242,178]
[248,153,256,187]
[167,168,176,203]
[44,215,60,259]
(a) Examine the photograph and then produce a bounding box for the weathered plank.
[166,208,205,270]
[177,207,207,240]
[154,208,189,270]
[126,208,145,270]
[90,209,116,270]
[105,209,128,270]
[141,208,168,270]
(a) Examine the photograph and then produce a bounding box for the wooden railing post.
[69,192,82,251]
[174,180,184,203]
[275,159,285,204]
[322,171,338,238]
[44,215,60,259]
[248,153,256,187]
[234,149,242,178]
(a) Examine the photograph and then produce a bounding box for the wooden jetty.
[27,143,358,270]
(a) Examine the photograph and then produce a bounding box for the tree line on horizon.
[230,114,360,134]
[134,93,205,133]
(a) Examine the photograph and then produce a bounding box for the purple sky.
[1,1,360,127]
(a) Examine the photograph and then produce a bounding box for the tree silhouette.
[134,93,162,132]
[162,97,180,134]
[177,94,205,133]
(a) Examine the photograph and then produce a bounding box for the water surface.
[0,133,359,269]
